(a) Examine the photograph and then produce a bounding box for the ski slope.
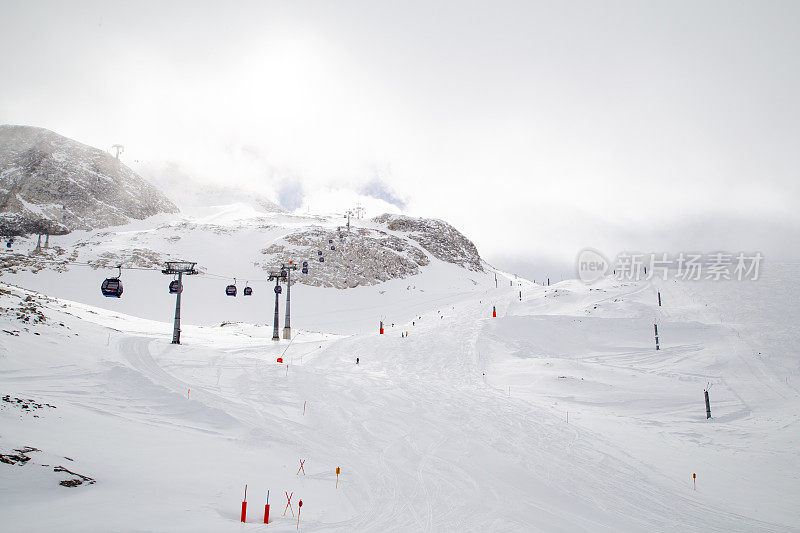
[1,258,798,531]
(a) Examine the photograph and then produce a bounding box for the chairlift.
[318,250,322,256]
[101,266,123,298]
[331,245,335,250]
[169,279,181,294]
[319,256,324,262]
[226,279,237,297]
[274,284,282,294]
[280,270,288,280]
[244,286,253,296]
[329,239,333,244]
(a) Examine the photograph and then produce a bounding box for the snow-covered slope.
[0,206,488,330]
[1,261,797,531]
[0,125,178,234]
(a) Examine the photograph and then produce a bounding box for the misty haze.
[1,2,798,532]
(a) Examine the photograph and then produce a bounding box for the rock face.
[260,226,431,288]
[373,214,483,272]
[258,214,483,288]
[0,125,178,235]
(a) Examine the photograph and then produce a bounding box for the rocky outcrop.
[373,214,483,272]
[260,226,430,288]
[0,125,178,234]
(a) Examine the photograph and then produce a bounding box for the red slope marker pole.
[264,489,270,524]
[297,499,303,530]
[241,484,247,523]
[693,473,696,490]
[303,401,307,415]
[336,466,340,488]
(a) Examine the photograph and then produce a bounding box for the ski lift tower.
[162,261,198,344]
[345,209,355,232]
[112,144,125,160]
[281,263,298,339]
[267,270,284,341]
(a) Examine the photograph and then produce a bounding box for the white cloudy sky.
[2,1,799,279]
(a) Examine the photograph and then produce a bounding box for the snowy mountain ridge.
[0,125,177,235]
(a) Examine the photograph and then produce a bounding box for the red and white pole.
[241,484,248,523]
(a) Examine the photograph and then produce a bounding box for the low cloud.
[277,179,305,211]
[359,178,406,210]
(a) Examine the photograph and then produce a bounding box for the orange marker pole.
[693,473,696,490]
[187,388,190,399]
[303,401,307,415]
[336,466,340,488]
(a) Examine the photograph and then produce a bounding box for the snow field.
[1,259,798,531]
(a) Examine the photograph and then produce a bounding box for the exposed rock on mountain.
[0,125,178,234]
[260,225,430,288]
[373,214,483,272]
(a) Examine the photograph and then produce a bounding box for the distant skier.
[412,321,415,326]
[356,357,359,365]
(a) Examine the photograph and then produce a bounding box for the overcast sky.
[2,1,799,279]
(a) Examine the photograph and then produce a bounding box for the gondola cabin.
[330,245,335,250]
[101,278,123,298]
[319,256,324,262]
[169,280,181,294]
[225,284,237,297]
[243,286,253,296]
[274,285,282,294]
[318,250,322,256]
[329,239,333,244]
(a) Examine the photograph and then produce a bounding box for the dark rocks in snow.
[0,446,39,465]
[54,465,96,487]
